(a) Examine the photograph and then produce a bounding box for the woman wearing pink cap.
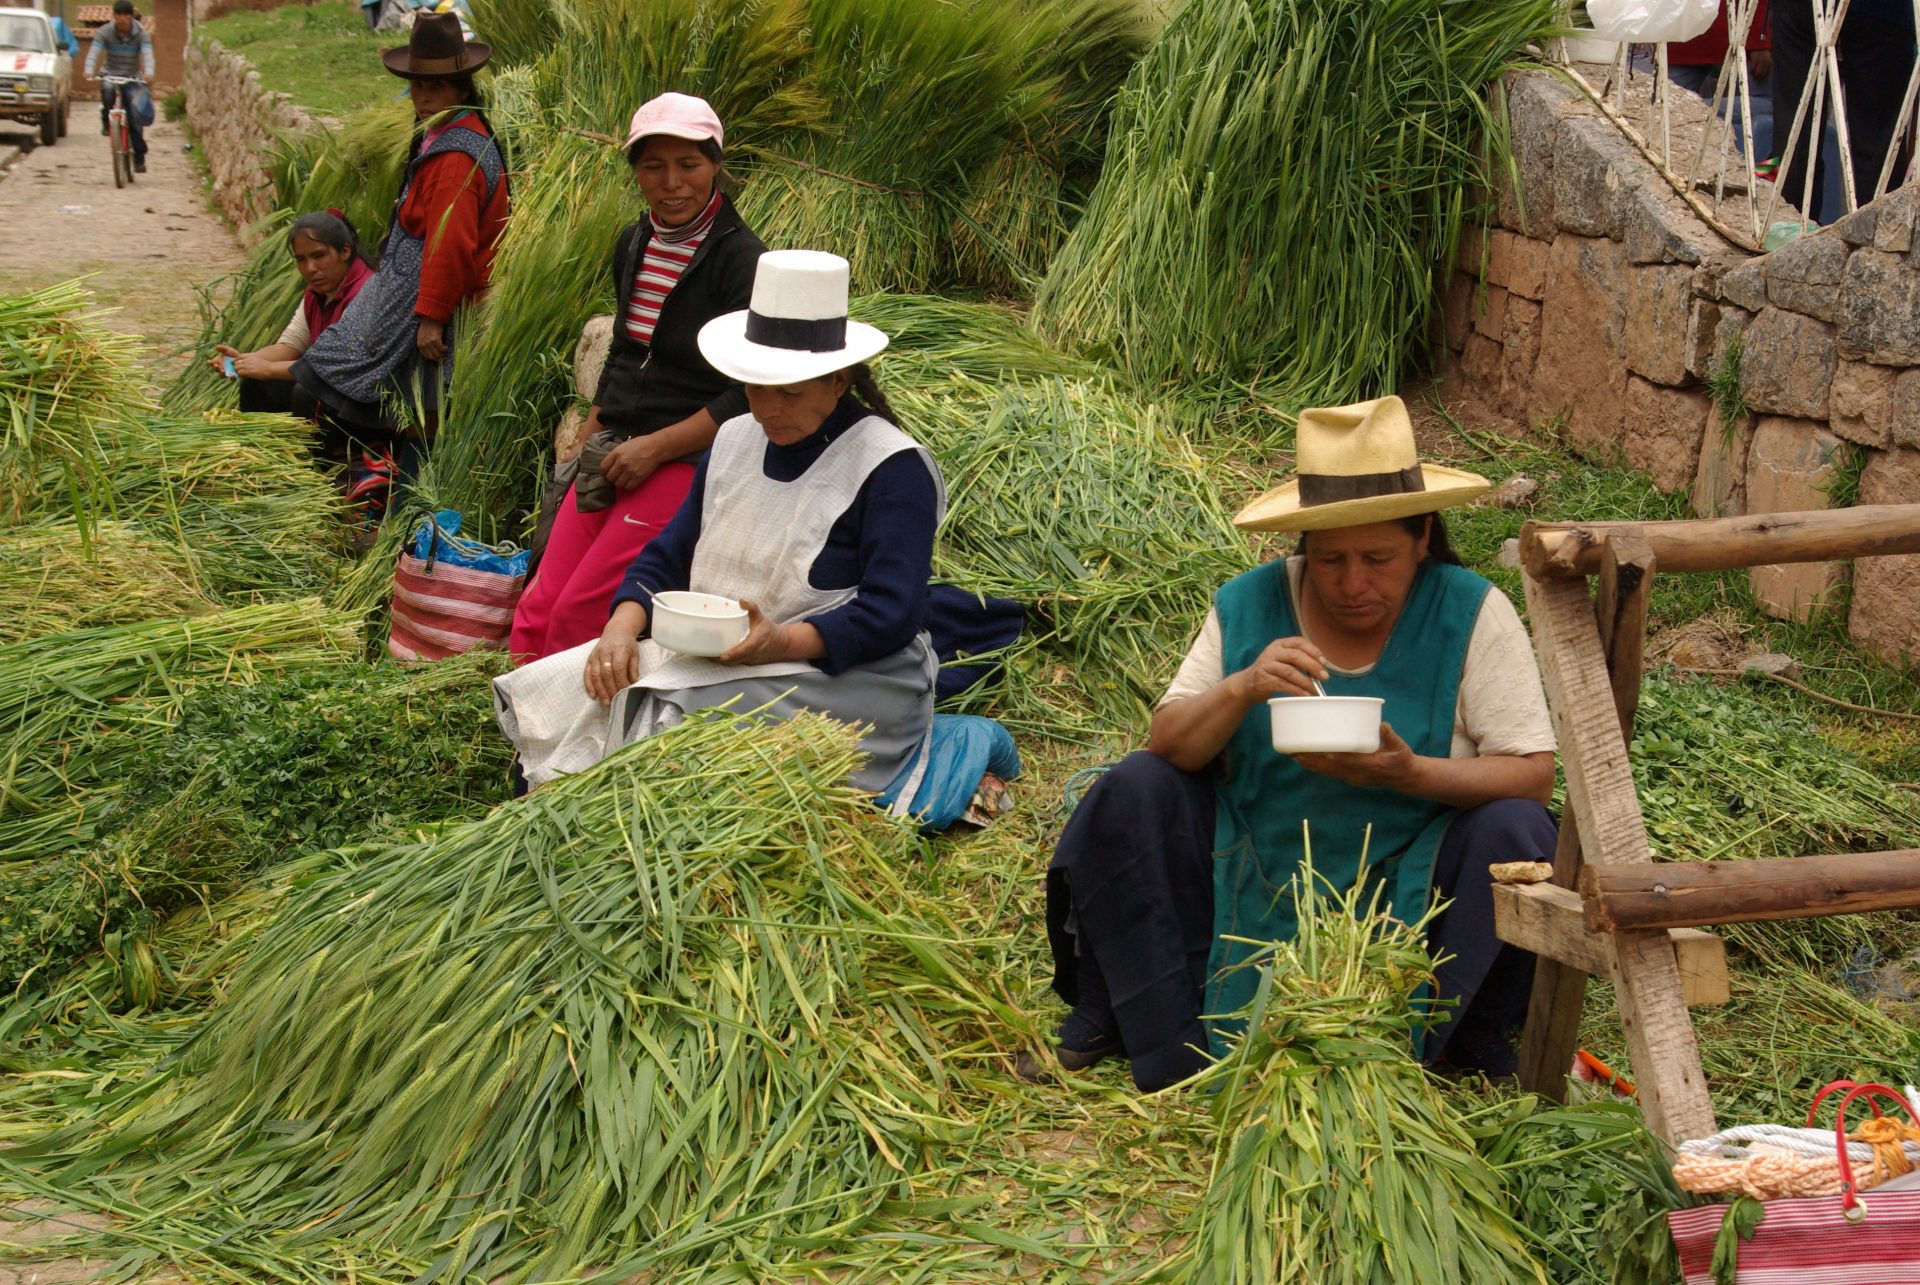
[509,92,767,661]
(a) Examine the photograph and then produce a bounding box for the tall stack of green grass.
[0,713,1012,1281]
[1033,0,1558,400]
[1,282,150,522]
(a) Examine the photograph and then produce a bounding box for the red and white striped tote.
[387,511,529,662]
[1670,1083,1920,1284]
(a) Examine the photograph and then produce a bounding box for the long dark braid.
[849,363,897,424]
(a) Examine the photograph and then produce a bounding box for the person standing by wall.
[1772,0,1917,220]
[83,0,151,173]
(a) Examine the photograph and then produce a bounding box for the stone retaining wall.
[1441,68,1920,668]
[182,38,315,241]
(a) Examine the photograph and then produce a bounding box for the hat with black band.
[698,250,889,386]
[1233,395,1490,532]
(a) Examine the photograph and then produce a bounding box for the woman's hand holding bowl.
[1233,636,1331,705]
[584,603,649,704]
[716,600,786,666]
[1293,722,1417,790]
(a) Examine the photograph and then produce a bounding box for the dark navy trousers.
[1045,751,1556,1083]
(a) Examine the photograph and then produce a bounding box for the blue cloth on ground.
[876,713,1021,832]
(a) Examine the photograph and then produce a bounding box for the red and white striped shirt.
[623,189,723,345]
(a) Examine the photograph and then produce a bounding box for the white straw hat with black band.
[1233,395,1490,532]
[698,250,889,386]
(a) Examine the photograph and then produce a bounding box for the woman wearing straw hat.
[494,251,944,809]
[291,12,509,516]
[1037,396,1559,1092]
[509,92,767,661]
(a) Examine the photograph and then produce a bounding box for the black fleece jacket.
[591,194,766,437]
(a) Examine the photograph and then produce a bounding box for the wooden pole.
[1581,850,1920,932]
[1522,505,1920,580]
[1493,883,1730,1006]
[1516,533,1653,1100]
[1517,570,1717,1142]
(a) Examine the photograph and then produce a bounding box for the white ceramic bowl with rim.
[651,590,749,657]
[1267,695,1384,754]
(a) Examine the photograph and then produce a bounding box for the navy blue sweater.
[612,399,939,675]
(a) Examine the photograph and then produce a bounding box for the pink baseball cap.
[624,92,724,151]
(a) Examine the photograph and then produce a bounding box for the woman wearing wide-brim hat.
[494,250,946,811]
[291,11,510,520]
[1035,395,1561,1092]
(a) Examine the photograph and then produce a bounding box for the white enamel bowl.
[651,591,749,657]
[1267,695,1385,754]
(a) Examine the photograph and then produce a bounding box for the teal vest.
[1206,558,1490,1045]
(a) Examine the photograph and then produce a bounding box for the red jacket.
[1670,0,1769,66]
[403,115,510,324]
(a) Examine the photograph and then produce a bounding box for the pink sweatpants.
[509,461,696,662]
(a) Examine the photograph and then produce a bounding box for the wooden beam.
[1520,572,1717,1143]
[1580,850,1920,932]
[1517,535,1653,1101]
[1494,883,1730,1006]
[1521,504,1920,580]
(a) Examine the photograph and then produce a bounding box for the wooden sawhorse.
[1493,504,1920,1143]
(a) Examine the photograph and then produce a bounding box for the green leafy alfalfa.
[0,712,1013,1282]
[0,653,513,997]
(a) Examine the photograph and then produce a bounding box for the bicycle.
[99,74,140,188]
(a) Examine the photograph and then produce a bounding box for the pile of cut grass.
[1033,0,1559,400]
[1149,864,1547,1282]
[0,713,1017,1282]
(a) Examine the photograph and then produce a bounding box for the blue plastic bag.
[409,509,529,578]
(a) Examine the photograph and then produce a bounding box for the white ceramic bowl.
[651,590,749,657]
[1268,695,1384,754]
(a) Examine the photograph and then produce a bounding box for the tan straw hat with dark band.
[382,12,492,79]
[1233,395,1489,533]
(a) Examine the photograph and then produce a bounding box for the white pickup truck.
[0,6,69,146]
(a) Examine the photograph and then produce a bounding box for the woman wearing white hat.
[494,250,944,806]
[1036,396,1559,1091]
[509,92,768,662]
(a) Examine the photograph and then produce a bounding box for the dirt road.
[0,113,245,379]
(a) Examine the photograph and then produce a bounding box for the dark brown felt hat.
[381,12,492,80]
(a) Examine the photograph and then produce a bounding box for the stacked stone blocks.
[1442,71,1920,668]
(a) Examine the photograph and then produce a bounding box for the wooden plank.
[1517,576,1597,1101]
[1515,534,1650,1101]
[1521,572,1717,1142]
[1521,504,1920,580]
[1581,850,1920,931]
[1493,883,1729,1006]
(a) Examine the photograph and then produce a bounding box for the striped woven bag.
[388,510,529,662]
[1669,1082,1920,1284]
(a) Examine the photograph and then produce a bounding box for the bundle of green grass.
[1,713,1013,1281]
[1150,864,1547,1283]
[1034,0,1559,400]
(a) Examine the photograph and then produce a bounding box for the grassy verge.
[196,0,396,122]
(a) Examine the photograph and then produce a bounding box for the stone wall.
[182,38,315,241]
[1441,69,1920,668]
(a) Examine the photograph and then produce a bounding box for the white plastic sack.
[1585,0,1717,43]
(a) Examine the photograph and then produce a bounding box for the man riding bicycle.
[84,0,151,173]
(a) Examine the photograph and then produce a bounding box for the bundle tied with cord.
[1673,1083,1920,1201]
